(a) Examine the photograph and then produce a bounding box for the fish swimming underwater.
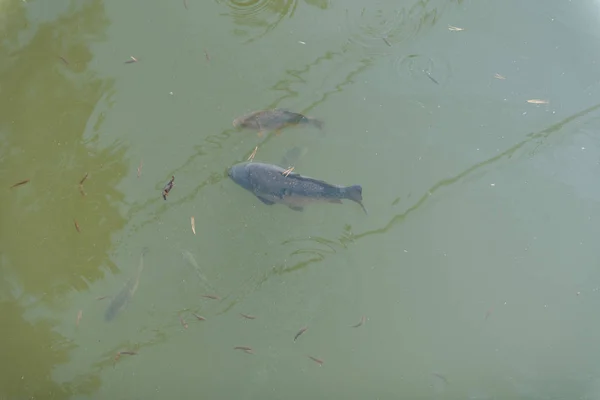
[105,248,148,322]
[233,109,323,134]
[227,162,367,213]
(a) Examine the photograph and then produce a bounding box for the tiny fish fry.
[234,346,253,354]
[294,326,307,342]
[74,219,81,233]
[351,315,366,328]
[79,173,89,186]
[10,179,30,189]
[307,355,324,365]
[240,313,256,320]
[200,294,220,300]
[191,216,196,235]
[192,313,206,321]
[76,310,83,327]
[179,315,188,329]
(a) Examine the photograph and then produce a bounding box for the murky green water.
[3,0,600,398]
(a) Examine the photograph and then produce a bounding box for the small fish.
[192,313,206,321]
[183,0,188,9]
[527,99,549,104]
[137,160,143,178]
[248,146,258,162]
[104,248,148,321]
[204,49,210,62]
[382,37,392,47]
[200,294,220,300]
[10,179,30,189]
[79,186,86,197]
[181,250,207,282]
[485,307,493,320]
[76,310,83,327]
[240,313,256,320]
[432,373,449,385]
[180,315,188,329]
[494,73,506,80]
[191,216,196,235]
[79,173,89,186]
[351,315,366,328]
[308,355,323,365]
[233,109,323,134]
[234,346,253,354]
[294,327,308,342]
[118,351,137,356]
[96,296,109,301]
[58,56,69,65]
[74,220,81,233]
[162,176,175,200]
[228,162,367,214]
[424,70,439,85]
[124,56,138,64]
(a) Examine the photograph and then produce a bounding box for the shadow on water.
[0,0,126,398]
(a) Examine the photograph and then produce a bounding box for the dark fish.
[10,179,30,189]
[105,248,148,322]
[294,326,308,342]
[162,176,175,200]
[228,162,367,214]
[240,313,256,320]
[234,346,254,354]
[192,313,206,321]
[79,173,89,186]
[200,294,220,300]
[233,109,323,132]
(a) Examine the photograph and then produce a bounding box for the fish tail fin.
[308,118,324,130]
[344,185,368,214]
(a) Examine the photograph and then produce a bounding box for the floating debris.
[137,160,143,178]
[124,56,138,64]
[191,216,196,235]
[448,25,464,31]
[282,166,295,177]
[494,73,506,80]
[527,99,549,104]
[76,310,83,327]
[248,146,258,162]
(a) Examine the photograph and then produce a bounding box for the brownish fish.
[294,326,308,342]
[308,355,323,365]
[74,220,81,233]
[137,160,143,178]
[76,310,83,327]
[240,313,256,320]
[10,179,30,189]
[192,313,206,321]
[351,315,366,328]
[125,56,138,64]
[180,315,188,329]
[79,173,89,186]
[233,109,323,134]
[200,294,220,300]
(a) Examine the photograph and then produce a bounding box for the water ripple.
[216,0,298,43]
[393,53,452,86]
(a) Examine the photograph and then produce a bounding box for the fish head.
[228,163,253,191]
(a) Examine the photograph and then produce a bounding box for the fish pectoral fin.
[256,195,275,205]
[288,205,304,212]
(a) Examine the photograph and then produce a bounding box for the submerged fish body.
[227,162,367,213]
[105,248,148,322]
[232,109,323,131]
[181,249,207,283]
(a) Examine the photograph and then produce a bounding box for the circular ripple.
[344,0,443,51]
[393,53,452,86]
[216,0,297,42]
